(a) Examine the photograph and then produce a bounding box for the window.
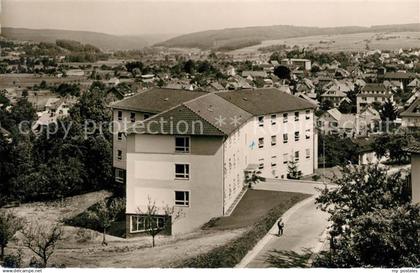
[175,136,190,153]
[258,116,264,127]
[283,153,288,164]
[258,137,264,148]
[117,150,122,160]
[295,112,300,121]
[283,134,288,143]
[117,132,123,141]
[144,113,151,119]
[130,215,165,233]
[130,112,136,122]
[271,135,277,146]
[175,191,190,206]
[306,110,311,120]
[295,131,300,141]
[306,129,311,139]
[115,168,125,183]
[258,158,264,170]
[283,113,288,123]
[117,111,123,121]
[271,114,277,125]
[306,148,311,159]
[271,156,277,167]
[295,151,300,161]
[175,164,189,179]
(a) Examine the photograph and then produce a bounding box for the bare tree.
[0,210,23,260]
[87,197,125,246]
[137,197,184,247]
[21,223,62,267]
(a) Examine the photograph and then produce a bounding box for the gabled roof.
[321,89,347,97]
[408,78,420,88]
[216,88,315,115]
[125,88,316,136]
[382,72,416,80]
[326,108,342,120]
[184,93,252,135]
[129,104,225,136]
[401,97,420,117]
[241,71,268,78]
[109,88,208,113]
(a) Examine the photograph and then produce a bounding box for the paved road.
[238,180,330,268]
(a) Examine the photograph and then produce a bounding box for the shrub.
[2,249,23,268]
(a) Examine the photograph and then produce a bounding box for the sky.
[1,0,419,36]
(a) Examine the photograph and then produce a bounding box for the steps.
[224,187,248,216]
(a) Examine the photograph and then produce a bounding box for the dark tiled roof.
[382,72,416,80]
[361,83,387,92]
[184,93,253,135]
[130,105,225,136]
[109,88,207,113]
[216,88,315,115]
[403,142,420,154]
[401,97,420,117]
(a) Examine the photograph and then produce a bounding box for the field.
[0,74,93,90]
[231,31,420,54]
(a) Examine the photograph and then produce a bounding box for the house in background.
[281,58,312,71]
[352,137,381,165]
[317,108,356,137]
[320,88,349,108]
[32,96,77,131]
[404,143,420,204]
[356,83,393,113]
[400,97,420,130]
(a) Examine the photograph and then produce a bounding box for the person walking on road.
[277,218,284,236]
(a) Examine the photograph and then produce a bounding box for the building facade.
[122,88,318,235]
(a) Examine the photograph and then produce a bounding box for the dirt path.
[50,228,246,267]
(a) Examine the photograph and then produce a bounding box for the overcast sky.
[1,0,419,36]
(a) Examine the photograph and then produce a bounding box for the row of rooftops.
[111,87,315,136]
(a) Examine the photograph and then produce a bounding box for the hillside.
[1,27,174,51]
[157,23,420,50]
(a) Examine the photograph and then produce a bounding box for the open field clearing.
[0,73,91,89]
[231,31,420,54]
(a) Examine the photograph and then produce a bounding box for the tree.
[183,60,196,75]
[0,211,23,260]
[273,65,291,80]
[380,99,398,121]
[137,197,184,247]
[287,159,302,180]
[318,134,359,167]
[313,164,417,267]
[373,134,410,164]
[254,78,265,88]
[245,170,263,188]
[338,100,353,114]
[320,100,334,111]
[54,83,80,97]
[86,198,125,246]
[22,223,63,267]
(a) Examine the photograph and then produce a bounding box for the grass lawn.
[204,189,311,230]
[63,195,126,238]
[181,189,311,267]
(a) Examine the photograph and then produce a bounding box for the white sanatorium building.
[110,88,318,236]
